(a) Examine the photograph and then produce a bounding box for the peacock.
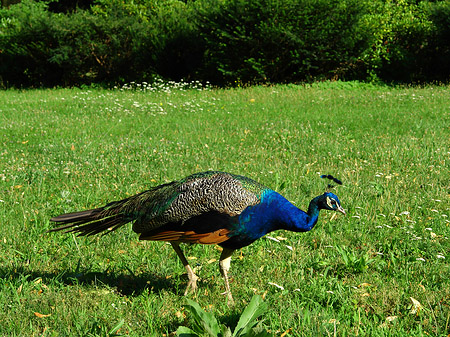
[49,171,345,303]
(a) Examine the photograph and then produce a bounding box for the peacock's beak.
[337,206,346,215]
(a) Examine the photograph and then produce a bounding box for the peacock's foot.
[184,273,199,296]
[221,290,235,306]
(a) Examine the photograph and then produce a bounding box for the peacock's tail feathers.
[49,208,131,236]
[49,183,178,236]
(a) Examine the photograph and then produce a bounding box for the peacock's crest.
[320,174,343,190]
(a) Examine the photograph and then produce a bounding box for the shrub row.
[0,0,449,87]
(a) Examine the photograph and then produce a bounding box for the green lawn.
[0,82,449,336]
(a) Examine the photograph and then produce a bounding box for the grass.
[0,81,449,336]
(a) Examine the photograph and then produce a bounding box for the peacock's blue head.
[319,192,346,215]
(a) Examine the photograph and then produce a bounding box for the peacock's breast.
[219,191,283,249]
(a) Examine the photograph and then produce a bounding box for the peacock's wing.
[132,171,266,233]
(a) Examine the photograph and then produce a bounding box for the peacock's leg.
[219,248,235,305]
[171,242,199,295]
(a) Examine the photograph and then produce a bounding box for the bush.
[0,0,158,86]
[425,0,450,81]
[49,8,157,86]
[194,0,368,85]
[0,1,58,86]
[358,0,435,82]
[150,0,205,81]
[0,0,448,87]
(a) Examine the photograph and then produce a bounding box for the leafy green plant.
[176,295,271,337]
[335,245,375,274]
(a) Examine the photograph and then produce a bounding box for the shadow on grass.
[0,265,178,297]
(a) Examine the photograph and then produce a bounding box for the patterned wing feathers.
[132,172,261,233]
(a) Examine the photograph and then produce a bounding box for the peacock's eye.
[326,197,337,208]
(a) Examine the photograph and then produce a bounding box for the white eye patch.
[326,197,336,208]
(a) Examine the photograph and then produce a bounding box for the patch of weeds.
[176,295,271,337]
[335,245,376,274]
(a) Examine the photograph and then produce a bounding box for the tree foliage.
[0,0,448,87]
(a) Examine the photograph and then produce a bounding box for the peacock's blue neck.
[233,191,320,240]
[272,192,320,233]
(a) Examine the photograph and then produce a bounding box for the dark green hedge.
[195,0,369,84]
[0,1,159,86]
[0,0,449,87]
